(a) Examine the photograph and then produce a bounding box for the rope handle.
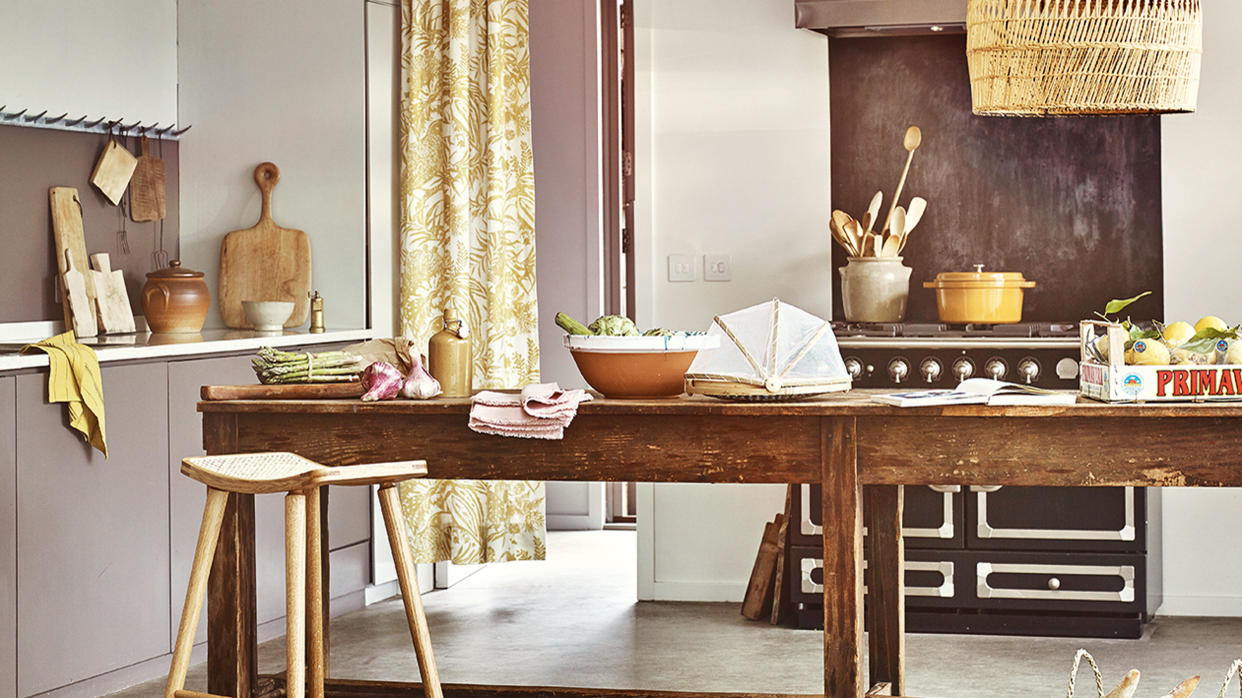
[1218,659,1242,698]
[1066,649,1105,698]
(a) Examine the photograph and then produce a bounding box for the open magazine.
[871,378,1078,407]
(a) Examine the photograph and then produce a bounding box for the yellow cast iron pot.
[923,265,1036,324]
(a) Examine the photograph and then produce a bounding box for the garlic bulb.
[401,357,443,399]
[361,361,403,401]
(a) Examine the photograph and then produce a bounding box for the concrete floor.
[113,530,1242,697]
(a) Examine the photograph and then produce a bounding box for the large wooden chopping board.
[49,187,97,327]
[218,162,311,329]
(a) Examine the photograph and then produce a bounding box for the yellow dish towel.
[22,332,107,458]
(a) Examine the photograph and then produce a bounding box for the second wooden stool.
[165,452,442,698]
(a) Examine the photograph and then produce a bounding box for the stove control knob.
[844,357,863,380]
[1017,357,1041,384]
[1056,358,1080,380]
[985,358,1008,380]
[920,358,943,383]
[888,358,910,384]
[952,358,975,381]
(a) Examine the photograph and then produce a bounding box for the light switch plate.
[704,254,732,282]
[667,254,696,282]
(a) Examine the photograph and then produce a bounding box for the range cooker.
[786,322,1162,638]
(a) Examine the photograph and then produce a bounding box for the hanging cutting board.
[90,253,136,334]
[129,136,166,222]
[90,139,138,205]
[218,162,312,329]
[62,252,98,338]
[49,187,97,327]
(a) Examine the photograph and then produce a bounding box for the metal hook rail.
[0,106,192,140]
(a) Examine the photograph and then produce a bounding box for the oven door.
[793,484,964,549]
[966,486,1145,553]
[791,546,961,608]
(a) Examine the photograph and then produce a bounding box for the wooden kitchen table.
[199,391,1242,698]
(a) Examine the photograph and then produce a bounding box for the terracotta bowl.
[564,335,719,399]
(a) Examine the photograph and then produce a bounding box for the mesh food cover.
[685,299,851,399]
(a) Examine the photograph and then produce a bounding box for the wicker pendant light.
[967,0,1202,116]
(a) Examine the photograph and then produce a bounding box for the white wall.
[633,0,831,600]
[0,0,177,125]
[178,0,368,331]
[1160,2,1242,617]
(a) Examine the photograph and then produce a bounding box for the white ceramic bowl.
[242,301,295,332]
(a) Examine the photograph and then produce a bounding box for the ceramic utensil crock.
[143,260,210,333]
[839,256,913,323]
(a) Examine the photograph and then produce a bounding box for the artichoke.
[588,315,639,336]
[643,328,675,337]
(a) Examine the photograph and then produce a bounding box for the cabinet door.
[16,364,170,696]
[1,376,15,698]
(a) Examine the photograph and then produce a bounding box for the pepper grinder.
[428,308,472,397]
[309,291,325,333]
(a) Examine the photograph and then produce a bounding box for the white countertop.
[0,327,374,372]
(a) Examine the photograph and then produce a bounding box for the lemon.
[1094,335,1112,361]
[1196,316,1228,333]
[1225,341,1242,365]
[1170,347,1212,365]
[1125,339,1170,366]
[1162,321,1196,347]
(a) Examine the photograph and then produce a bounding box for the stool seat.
[181,451,322,493]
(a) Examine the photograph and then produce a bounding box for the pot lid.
[146,259,204,279]
[927,264,1034,287]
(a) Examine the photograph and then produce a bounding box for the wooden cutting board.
[218,162,312,329]
[90,139,137,205]
[129,136,166,222]
[90,253,136,334]
[49,187,96,327]
[201,382,363,401]
[62,251,97,338]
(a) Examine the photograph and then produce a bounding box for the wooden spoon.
[830,217,859,256]
[845,219,865,256]
[864,191,883,234]
[883,126,922,232]
[899,198,926,253]
[885,207,906,257]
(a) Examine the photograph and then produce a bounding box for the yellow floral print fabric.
[396,0,544,564]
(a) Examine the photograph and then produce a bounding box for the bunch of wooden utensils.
[829,126,928,258]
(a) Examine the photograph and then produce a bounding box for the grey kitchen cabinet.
[168,352,372,645]
[16,363,171,697]
[1,376,15,698]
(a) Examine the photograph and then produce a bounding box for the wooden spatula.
[63,251,98,338]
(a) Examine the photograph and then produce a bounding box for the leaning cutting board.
[90,253,136,334]
[218,162,312,329]
[62,252,98,338]
[49,187,97,327]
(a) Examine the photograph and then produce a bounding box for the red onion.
[361,361,403,401]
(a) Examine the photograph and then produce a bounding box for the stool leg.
[285,492,308,698]
[306,486,325,698]
[165,487,229,698]
[377,483,443,698]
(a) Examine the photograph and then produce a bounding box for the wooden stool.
[164,452,442,698]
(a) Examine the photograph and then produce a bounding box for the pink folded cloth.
[469,383,592,439]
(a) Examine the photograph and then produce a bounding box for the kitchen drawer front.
[965,486,1146,552]
[791,484,964,549]
[790,546,962,608]
[965,551,1145,614]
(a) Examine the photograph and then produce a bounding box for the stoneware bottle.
[428,308,473,397]
[838,256,912,323]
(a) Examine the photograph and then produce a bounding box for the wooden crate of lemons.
[1081,315,1242,402]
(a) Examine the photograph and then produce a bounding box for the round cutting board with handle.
[218,162,312,329]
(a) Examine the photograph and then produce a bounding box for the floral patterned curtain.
[396,0,545,564]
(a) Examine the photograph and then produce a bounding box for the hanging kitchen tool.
[90,253,136,334]
[151,136,169,270]
[49,187,97,328]
[62,251,98,338]
[89,125,138,205]
[218,162,312,329]
[129,135,166,222]
[684,299,852,401]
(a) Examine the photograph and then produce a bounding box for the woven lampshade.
[967,0,1202,116]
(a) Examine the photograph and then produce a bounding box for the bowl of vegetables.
[556,313,718,399]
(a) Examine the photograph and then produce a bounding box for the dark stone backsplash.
[829,35,1164,323]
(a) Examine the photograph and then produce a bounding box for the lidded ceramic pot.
[923,265,1036,324]
[143,260,210,333]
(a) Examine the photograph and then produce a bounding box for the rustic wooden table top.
[199,388,1242,418]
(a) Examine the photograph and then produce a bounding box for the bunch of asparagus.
[252,347,366,384]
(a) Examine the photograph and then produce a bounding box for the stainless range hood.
[795,0,966,37]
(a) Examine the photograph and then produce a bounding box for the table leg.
[204,412,258,698]
[821,417,865,698]
[865,485,905,695]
